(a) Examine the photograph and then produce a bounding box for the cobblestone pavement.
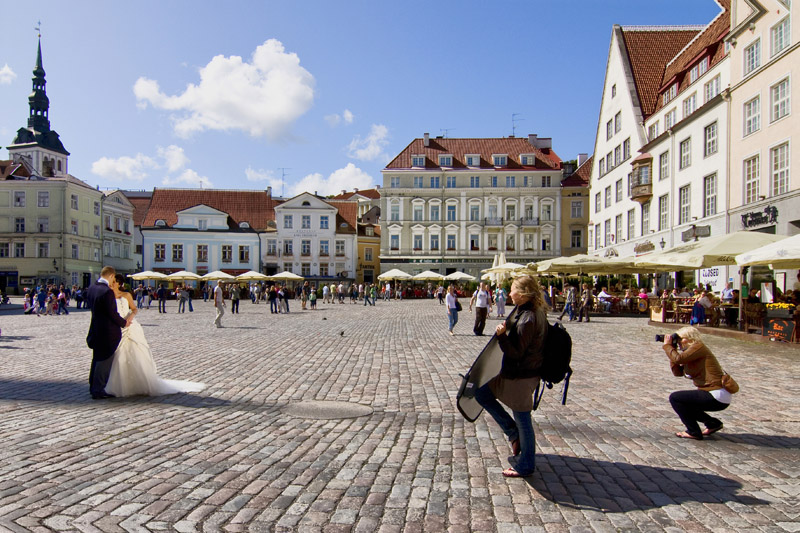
[0,298,797,532]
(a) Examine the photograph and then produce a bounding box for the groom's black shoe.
[91,393,115,400]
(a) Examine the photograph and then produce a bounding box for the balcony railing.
[519,217,540,226]
[484,217,503,226]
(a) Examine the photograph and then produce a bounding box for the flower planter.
[767,309,794,318]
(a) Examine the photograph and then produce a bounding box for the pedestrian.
[662,326,735,440]
[230,284,240,314]
[558,284,576,321]
[268,285,279,313]
[445,284,460,335]
[469,282,493,336]
[322,283,330,304]
[157,284,167,313]
[475,274,547,478]
[309,285,317,309]
[301,281,310,310]
[57,286,69,315]
[495,285,507,318]
[576,283,593,322]
[177,285,188,313]
[384,282,392,301]
[213,283,225,328]
[203,284,210,302]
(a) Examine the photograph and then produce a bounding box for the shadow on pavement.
[715,433,800,448]
[526,454,769,512]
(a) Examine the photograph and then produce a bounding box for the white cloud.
[245,166,278,183]
[162,169,213,189]
[91,153,157,182]
[134,39,315,140]
[324,108,354,127]
[0,64,16,84]
[347,124,389,162]
[157,145,189,172]
[289,163,374,197]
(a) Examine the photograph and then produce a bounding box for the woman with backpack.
[474,274,547,478]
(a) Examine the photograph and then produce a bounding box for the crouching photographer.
[659,326,738,440]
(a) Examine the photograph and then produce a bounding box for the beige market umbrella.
[377,268,412,281]
[236,270,270,282]
[412,270,445,281]
[269,271,305,281]
[201,270,236,281]
[166,270,201,281]
[482,262,527,274]
[128,271,168,281]
[735,234,796,269]
[635,231,787,271]
[444,271,476,282]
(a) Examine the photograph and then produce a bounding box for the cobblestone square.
[0,299,797,532]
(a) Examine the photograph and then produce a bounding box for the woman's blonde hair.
[675,325,702,343]
[512,275,546,310]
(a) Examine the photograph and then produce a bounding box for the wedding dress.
[105,297,205,397]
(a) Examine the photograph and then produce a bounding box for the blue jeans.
[559,302,574,320]
[270,299,278,313]
[475,383,536,475]
[448,309,458,331]
[178,300,186,313]
[57,301,69,315]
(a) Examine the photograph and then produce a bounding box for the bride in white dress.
[105,275,205,397]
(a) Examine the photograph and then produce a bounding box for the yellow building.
[357,223,381,284]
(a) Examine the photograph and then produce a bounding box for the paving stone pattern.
[0,298,797,532]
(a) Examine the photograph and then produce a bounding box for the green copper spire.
[28,36,50,132]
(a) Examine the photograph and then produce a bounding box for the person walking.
[268,285,279,313]
[559,284,577,321]
[177,286,187,313]
[495,286,507,318]
[157,284,167,314]
[576,283,593,322]
[230,284,240,314]
[663,326,735,439]
[469,282,493,336]
[57,286,69,315]
[213,283,225,328]
[445,285,460,335]
[474,275,547,478]
[309,285,317,309]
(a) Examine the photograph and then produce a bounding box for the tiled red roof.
[620,27,700,118]
[561,156,592,187]
[385,137,561,170]
[327,200,359,231]
[121,191,153,227]
[0,160,31,180]
[655,1,730,112]
[331,188,381,200]
[142,188,279,230]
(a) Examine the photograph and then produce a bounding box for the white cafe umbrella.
[735,234,798,269]
[128,271,168,281]
[444,271,476,281]
[201,270,236,281]
[377,268,412,281]
[166,270,201,281]
[482,262,527,274]
[269,271,305,281]
[412,270,445,281]
[236,270,270,282]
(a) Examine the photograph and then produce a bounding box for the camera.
[655,333,681,346]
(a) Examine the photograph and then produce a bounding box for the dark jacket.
[497,301,547,379]
[85,281,127,359]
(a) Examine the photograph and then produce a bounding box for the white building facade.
[102,191,136,275]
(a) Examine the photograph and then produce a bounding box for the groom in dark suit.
[85,266,131,399]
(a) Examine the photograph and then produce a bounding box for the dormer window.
[689,57,708,83]
[662,83,677,105]
[366,226,374,236]
[155,219,166,227]
[411,155,425,167]
[465,154,480,167]
[198,219,207,231]
[492,155,508,167]
[520,154,536,166]
[239,222,250,229]
[439,155,453,167]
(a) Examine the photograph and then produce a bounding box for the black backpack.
[533,321,573,410]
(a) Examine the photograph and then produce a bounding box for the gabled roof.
[619,26,701,118]
[331,188,381,200]
[0,159,33,180]
[357,223,381,237]
[385,137,561,170]
[121,191,153,227]
[328,200,359,232]
[141,188,279,230]
[561,156,593,187]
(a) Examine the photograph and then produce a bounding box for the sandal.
[510,438,520,456]
[675,431,702,440]
[702,425,723,436]
[502,467,527,478]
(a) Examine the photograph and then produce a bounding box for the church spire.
[28,35,51,133]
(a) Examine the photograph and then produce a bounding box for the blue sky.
[0,1,722,197]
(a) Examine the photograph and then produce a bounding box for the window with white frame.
[679,185,691,225]
[771,78,790,122]
[588,227,594,249]
[283,214,292,229]
[665,109,676,129]
[390,235,399,250]
[94,225,100,239]
[239,245,250,262]
[446,205,456,221]
[301,240,311,256]
[446,234,456,250]
[771,17,790,57]
[594,223,600,249]
[301,215,310,229]
[466,155,479,167]
[604,187,611,208]
[614,146,621,167]
[599,158,605,176]
[439,155,452,166]
[335,240,345,256]
[14,242,24,258]
[521,155,536,165]
[606,120,613,140]
[604,219,611,247]
[744,39,761,76]
[690,57,708,83]
[658,195,669,231]
[430,234,439,250]
[267,240,277,255]
[446,176,456,188]
[606,152,612,171]
[542,176,551,187]
[523,233,534,250]
[541,204,551,221]
[430,176,440,188]
[365,248,373,261]
[662,83,677,105]
[623,138,630,160]
[771,143,790,196]
[679,138,691,169]
[390,204,399,221]
[283,240,293,255]
[154,243,165,261]
[470,205,480,221]
[413,205,423,221]
[470,176,480,187]
[612,84,616,97]
[627,209,635,240]
[412,155,425,167]
[320,215,329,229]
[197,244,208,262]
[704,75,721,102]
[704,174,717,217]
[505,176,515,187]
[71,194,78,210]
[571,201,583,218]
[13,191,25,207]
[627,173,632,196]
[38,242,49,258]
[648,123,660,141]
[413,234,422,250]
[704,122,718,157]
[614,111,621,133]
[38,217,48,232]
[615,179,622,202]
[301,263,310,277]
[318,262,328,276]
[744,156,760,204]
[615,214,623,243]
[595,193,601,213]
[430,204,439,221]
[489,176,498,187]
[744,96,761,135]
[319,240,329,256]
[641,202,650,235]
[659,151,670,180]
[37,191,50,208]
[492,155,507,166]
[71,244,79,259]
[71,220,79,235]
[469,234,480,251]
[413,176,424,188]
[14,217,24,232]
[541,235,551,251]
[570,230,581,249]
[682,93,697,118]
[172,243,183,262]
[390,177,400,188]
[505,204,516,220]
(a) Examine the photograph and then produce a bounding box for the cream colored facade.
[0,175,103,292]
[102,191,137,275]
[727,0,798,234]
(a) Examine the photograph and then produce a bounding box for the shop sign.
[633,241,655,254]
[604,248,619,257]
[681,224,711,242]
[742,206,778,229]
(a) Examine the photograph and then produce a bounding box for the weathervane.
[35,20,41,38]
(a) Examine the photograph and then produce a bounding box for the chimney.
[528,134,538,146]
[578,153,589,166]
[375,184,381,189]
[342,190,346,195]
[423,132,430,147]
[354,187,358,192]
[537,137,552,150]
[266,186,272,196]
